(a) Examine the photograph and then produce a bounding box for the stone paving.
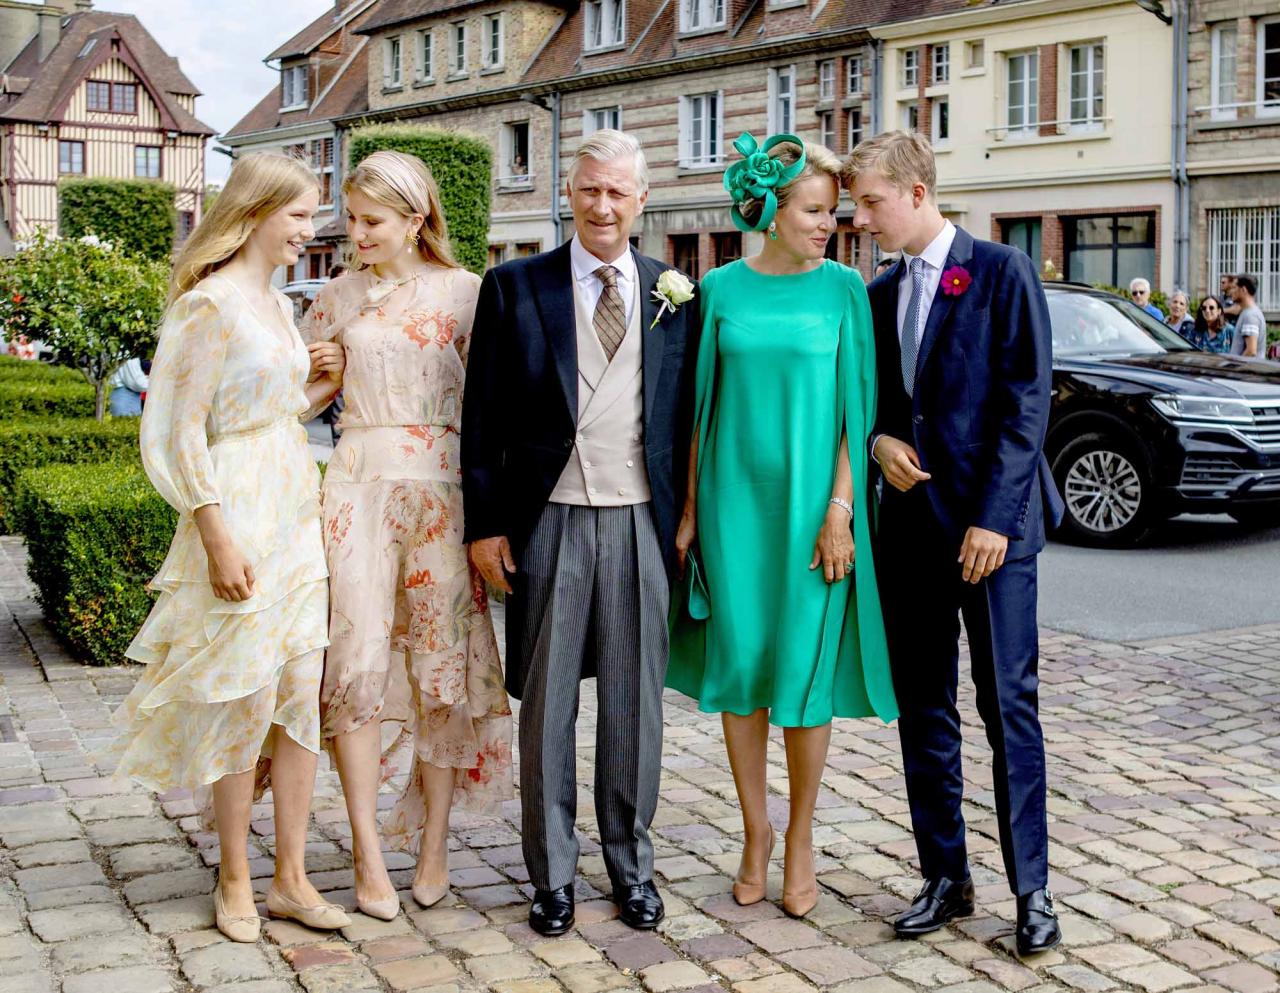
[0,532,1278,993]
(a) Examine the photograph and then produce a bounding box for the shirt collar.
[901,220,957,274]
[570,233,636,286]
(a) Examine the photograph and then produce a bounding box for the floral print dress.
[112,274,328,801]
[302,267,512,852]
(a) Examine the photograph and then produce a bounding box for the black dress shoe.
[1016,887,1061,956]
[530,885,575,936]
[614,880,665,930]
[893,876,975,936]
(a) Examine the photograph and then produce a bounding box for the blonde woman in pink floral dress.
[302,151,512,920]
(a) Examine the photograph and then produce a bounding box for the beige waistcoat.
[548,281,651,506]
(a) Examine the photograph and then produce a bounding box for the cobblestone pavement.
[1,534,1278,993]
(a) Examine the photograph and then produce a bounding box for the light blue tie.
[901,256,926,396]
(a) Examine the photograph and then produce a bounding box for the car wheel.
[1228,506,1280,529]
[1052,431,1153,547]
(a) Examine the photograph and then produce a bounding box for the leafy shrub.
[15,460,175,666]
[59,178,177,261]
[0,381,94,418]
[0,417,139,531]
[0,355,81,383]
[347,124,492,274]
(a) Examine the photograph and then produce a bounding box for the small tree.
[0,231,167,420]
[59,178,177,261]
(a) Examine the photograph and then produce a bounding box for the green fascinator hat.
[723,132,807,234]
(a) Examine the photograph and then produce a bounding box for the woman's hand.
[675,499,697,576]
[809,504,855,584]
[204,535,256,601]
[307,341,345,387]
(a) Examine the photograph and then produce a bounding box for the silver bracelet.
[829,497,853,517]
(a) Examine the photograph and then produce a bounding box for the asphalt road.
[1039,514,1280,642]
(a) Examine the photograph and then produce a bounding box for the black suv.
[1044,283,1280,547]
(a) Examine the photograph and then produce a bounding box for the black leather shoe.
[614,880,665,930]
[530,885,575,936]
[1016,888,1061,956]
[893,876,975,936]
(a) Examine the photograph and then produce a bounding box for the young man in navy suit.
[844,131,1064,956]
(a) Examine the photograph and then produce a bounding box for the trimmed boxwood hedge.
[0,380,95,418]
[15,460,175,667]
[59,178,177,261]
[0,356,82,383]
[347,124,492,275]
[0,417,140,532]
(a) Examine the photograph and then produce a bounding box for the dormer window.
[584,0,624,51]
[681,0,724,33]
[384,36,403,88]
[281,65,308,109]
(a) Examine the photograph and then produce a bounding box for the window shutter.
[678,96,691,166]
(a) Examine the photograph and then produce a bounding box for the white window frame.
[931,98,949,144]
[309,137,335,208]
[847,54,863,95]
[1210,23,1237,121]
[1067,41,1105,131]
[281,65,308,109]
[679,91,723,168]
[768,65,795,134]
[384,36,403,88]
[902,48,919,89]
[584,106,622,136]
[818,110,835,150]
[900,101,919,133]
[1257,15,1280,118]
[818,59,835,101]
[965,39,984,70]
[1006,50,1039,138]
[499,121,532,187]
[681,0,725,33]
[483,14,504,69]
[450,21,467,75]
[584,0,625,51]
[846,107,863,151]
[417,29,434,83]
[932,43,950,84]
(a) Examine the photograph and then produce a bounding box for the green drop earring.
[768,222,778,241]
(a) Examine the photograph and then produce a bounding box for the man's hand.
[873,435,932,492]
[469,536,516,594]
[958,526,1008,584]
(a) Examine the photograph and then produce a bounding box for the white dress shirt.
[570,234,638,326]
[896,220,957,351]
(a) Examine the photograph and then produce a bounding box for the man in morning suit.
[844,131,1065,956]
[461,130,701,937]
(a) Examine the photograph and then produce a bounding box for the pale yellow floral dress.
[302,267,512,853]
[112,274,328,800]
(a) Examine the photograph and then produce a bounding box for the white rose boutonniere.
[650,270,695,330]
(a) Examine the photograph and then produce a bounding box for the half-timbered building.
[0,1,212,248]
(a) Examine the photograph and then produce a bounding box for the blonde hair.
[735,139,842,230]
[343,150,458,269]
[841,130,937,198]
[169,152,318,304]
[567,129,649,193]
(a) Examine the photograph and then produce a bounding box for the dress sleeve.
[691,268,719,477]
[298,280,341,344]
[138,289,227,514]
[452,271,483,368]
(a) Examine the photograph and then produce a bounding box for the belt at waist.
[208,416,301,446]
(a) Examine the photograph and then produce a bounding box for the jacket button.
[912,414,924,425]
[584,460,593,469]
[626,459,634,468]
[564,438,573,449]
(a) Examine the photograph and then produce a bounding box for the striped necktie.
[901,256,926,396]
[593,265,626,361]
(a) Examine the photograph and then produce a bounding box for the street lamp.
[1134,0,1172,24]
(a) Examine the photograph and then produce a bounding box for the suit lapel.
[914,226,975,383]
[532,242,578,423]
[635,251,666,430]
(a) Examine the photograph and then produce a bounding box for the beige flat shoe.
[412,881,450,909]
[265,888,351,930]
[357,894,401,921]
[214,884,261,943]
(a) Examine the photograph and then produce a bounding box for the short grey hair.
[1129,277,1151,293]
[1170,289,1189,304]
[567,129,649,193]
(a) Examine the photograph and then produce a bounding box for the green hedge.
[59,178,177,261]
[0,380,95,418]
[347,124,492,275]
[0,355,81,383]
[16,460,175,666]
[0,417,139,532]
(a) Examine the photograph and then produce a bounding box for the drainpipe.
[1172,0,1190,293]
[550,90,562,245]
[870,38,882,136]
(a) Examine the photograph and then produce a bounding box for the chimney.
[37,11,63,63]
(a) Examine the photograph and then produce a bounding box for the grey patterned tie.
[901,256,926,396]
[593,265,626,361]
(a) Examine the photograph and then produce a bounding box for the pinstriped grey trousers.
[517,502,670,892]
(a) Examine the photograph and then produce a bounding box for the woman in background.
[1189,295,1234,353]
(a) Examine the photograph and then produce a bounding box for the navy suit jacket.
[868,226,1064,560]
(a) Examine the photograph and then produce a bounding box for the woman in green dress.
[668,134,897,919]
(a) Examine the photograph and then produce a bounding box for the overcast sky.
[97,0,334,183]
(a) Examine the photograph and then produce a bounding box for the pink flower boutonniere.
[941,265,973,297]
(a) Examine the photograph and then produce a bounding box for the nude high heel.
[781,835,819,919]
[214,883,262,943]
[732,825,776,906]
[357,894,401,921]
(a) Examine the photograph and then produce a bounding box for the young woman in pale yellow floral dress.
[113,153,352,942]
[301,151,512,920]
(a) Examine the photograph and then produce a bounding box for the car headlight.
[1150,395,1254,423]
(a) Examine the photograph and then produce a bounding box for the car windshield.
[1047,289,1195,358]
